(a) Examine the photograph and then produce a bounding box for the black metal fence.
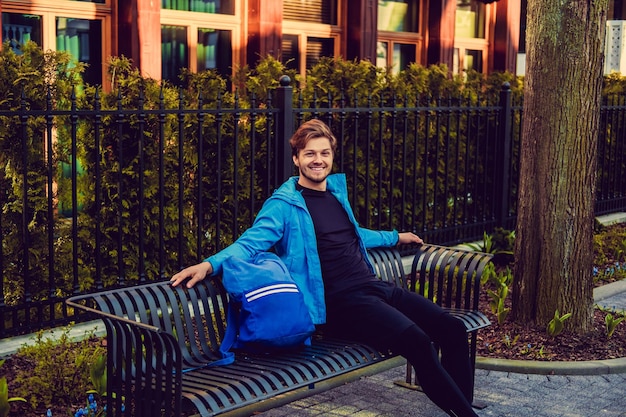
[0,77,624,338]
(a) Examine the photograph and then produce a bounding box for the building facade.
[2,0,522,89]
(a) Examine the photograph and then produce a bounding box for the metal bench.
[66,244,492,416]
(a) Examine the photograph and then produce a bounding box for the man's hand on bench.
[397,232,423,245]
[171,261,213,288]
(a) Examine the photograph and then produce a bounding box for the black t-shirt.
[297,184,377,297]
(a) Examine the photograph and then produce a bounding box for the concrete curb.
[476,356,626,375]
[594,279,626,304]
[475,277,626,376]
[0,321,105,358]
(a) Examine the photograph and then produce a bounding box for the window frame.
[376,32,423,73]
[160,5,243,78]
[376,0,425,71]
[2,0,112,86]
[453,39,489,74]
[282,20,341,78]
[453,1,494,74]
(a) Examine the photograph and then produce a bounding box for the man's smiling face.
[293,136,334,191]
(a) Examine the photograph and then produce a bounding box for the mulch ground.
[475,288,626,361]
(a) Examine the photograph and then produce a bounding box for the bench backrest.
[367,246,409,289]
[68,245,490,361]
[67,247,407,363]
[410,244,493,310]
[70,278,230,366]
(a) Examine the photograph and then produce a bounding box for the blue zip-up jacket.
[206,173,399,324]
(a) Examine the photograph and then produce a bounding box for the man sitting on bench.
[171,119,480,417]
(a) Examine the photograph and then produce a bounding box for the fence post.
[496,82,513,229]
[276,75,295,186]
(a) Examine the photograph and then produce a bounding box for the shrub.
[0,42,84,306]
[593,224,626,284]
[9,326,105,413]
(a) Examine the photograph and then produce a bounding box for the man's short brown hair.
[289,119,338,157]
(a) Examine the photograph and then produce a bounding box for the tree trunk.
[512,0,608,333]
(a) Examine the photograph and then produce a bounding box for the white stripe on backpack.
[245,283,300,302]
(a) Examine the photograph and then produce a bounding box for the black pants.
[323,280,478,417]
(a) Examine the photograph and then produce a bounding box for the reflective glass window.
[284,0,337,25]
[2,13,42,54]
[282,34,300,71]
[465,49,482,72]
[376,41,389,68]
[456,0,485,39]
[281,35,334,72]
[393,43,415,72]
[306,37,333,69]
[377,41,415,73]
[56,17,102,85]
[197,28,232,74]
[162,25,188,84]
[162,0,235,14]
[378,0,418,33]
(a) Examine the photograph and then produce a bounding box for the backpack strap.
[215,302,238,365]
[181,303,236,372]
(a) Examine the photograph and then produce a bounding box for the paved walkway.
[255,280,626,417]
[255,366,626,417]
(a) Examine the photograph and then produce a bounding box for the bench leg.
[471,400,488,410]
[393,362,423,391]
[393,360,488,411]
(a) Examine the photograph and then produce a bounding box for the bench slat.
[177,340,392,416]
[445,308,491,331]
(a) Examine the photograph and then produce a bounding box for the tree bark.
[512,0,608,333]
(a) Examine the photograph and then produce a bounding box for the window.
[197,29,232,73]
[377,0,418,32]
[282,35,300,71]
[282,35,334,72]
[161,26,232,80]
[453,48,483,74]
[2,13,42,54]
[283,0,337,25]
[377,41,416,74]
[376,1,423,72]
[162,0,234,14]
[455,0,485,39]
[454,0,489,74]
[1,1,111,86]
[56,18,102,85]
[161,25,188,83]
[160,2,238,84]
[282,0,340,78]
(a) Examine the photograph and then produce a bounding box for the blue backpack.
[212,252,315,365]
